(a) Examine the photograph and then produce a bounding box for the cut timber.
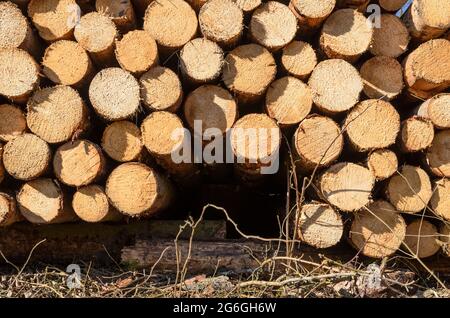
[102,121,143,162]
[415,94,450,130]
[198,0,244,48]
[403,39,450,96]
[360,56,404,100]
[28,0,78,42]
[318,162,375,212]
[184,85,238,136]
[281,41,317,80]
[404,220,440,258]
[96,0,136,32]
[249,1,297,52]
[0,144,4,184]
[336,0,369,11]
[344,99,400,152]
[27,85,88,144]
[292,115,343,173]
[141,111,197,178]
[89,67,140,121]
[349,200,406,258]
[230,113,281,174]
[297,202,343,249]
[106,162,174,217]
[0,192,21,227]
[265,76,312,128]
[72,185,122,222]
[379,0,407,11]
[42,40,94,88]
[180,38,224,85]
[143,0,198,54]
[0,48,39,103]
[398,117,434,153]
[0,1,41,58]
[320,9,373,63]
[115,30,158,76]
[386,165,432,213]
[140,66,183,113]
[440,224,450,258]
[231,0,261,14]
[425,130,450,178]
[0,104,26,142]
[430,178,450,221]
[74,12,118,66]
[17,178,77,224]
[53,140,105,187]
[3,133,51,181]
[367,149,398,181]
[403,0,450,42]
[289,0,335,33]
[223,44,276,105]
[308,59,363,114]
[370,14,409,58]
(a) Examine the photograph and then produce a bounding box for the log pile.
[0,0,449,263]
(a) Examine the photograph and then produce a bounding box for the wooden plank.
[0,220,226,265]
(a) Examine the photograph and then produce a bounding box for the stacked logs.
[0,0,449,262]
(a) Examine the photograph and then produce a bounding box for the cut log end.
[370,14,409,58]
[0,104,26,142]
[250,1,297,52]
[379,0,407,11]
[27,85,88,144]
[0,48,39,103]
[96,0,136,32]
[230,113,281,171]
[319,162,375,212]
[180,38,224,84]
[265,76,312,127]
[404,39,450,94]
[350,200,406,258]
[231,0,261,13]
[336,0,369,11]
[143,0,197,53]
[360,56,404,101]
[404,0,450,42]
[17,178,76,224]
[281,41,317,80]
[0,193,21,227]
[293,115,343,172]
[320,9,373,63]
[43,40,94,87]
[89,67,140,121]
[184,85,237,135]
[430,178,450,222]
[3,133,51,181]
[199,0,243,48]
[416,94,450,130]
[53,140,105,187]
[115,30,158,76]
[344,99,400,152]
[223,44,276,104]
[72,185,122,222]
[289,0,335,31]
[28,0,78,42]
[387,165,432,213]
[308,59,363,114]
[404,220,440,259]
[102,121,143,162]
[74,12,118,66]
[106,162,174,217]
[298,202,343,249]
[425,130,450,178]
[440,224,450,258]
[367,149,398,181]
[399,117,434,153]
[140,66,183,113]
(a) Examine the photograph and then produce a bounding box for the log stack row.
[0,0,449,260]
